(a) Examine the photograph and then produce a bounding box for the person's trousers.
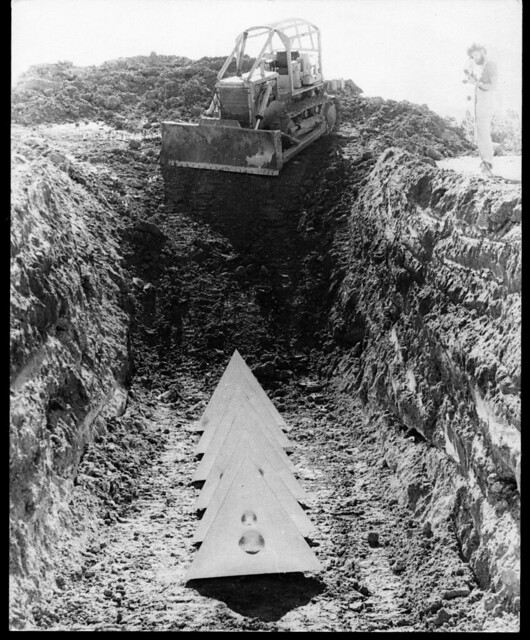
[474,90,495,165]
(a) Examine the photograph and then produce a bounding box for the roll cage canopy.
[216,17,323,82]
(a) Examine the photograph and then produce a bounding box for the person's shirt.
[476,58,498,92]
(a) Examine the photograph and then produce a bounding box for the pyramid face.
[192,404,296,483]
[194,384,292,455]
[194,358,245,432]
[192,451,317,545]
[230,350,288,428]
[185,457,322,581]
[193,430,309,510]
[194,352,287,433]
[186,350,321,581]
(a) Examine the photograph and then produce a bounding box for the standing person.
[463,43,498,175]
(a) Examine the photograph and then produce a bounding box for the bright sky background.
[12,0,522,119]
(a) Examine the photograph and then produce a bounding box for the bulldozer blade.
[160,122,284,175]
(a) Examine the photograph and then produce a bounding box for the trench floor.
[43,375,503,632]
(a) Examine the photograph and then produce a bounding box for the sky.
[12,0,522,119]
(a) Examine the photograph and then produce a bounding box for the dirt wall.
[319,147,520,609]
[10,136,132,626]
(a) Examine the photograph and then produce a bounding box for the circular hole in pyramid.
[241,510,257,526]
[238,529,265,554]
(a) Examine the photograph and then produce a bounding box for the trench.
[10,119,520,632]
[94,137,509,630]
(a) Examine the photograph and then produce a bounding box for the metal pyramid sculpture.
[194,350,288,434]
[194,383,292,455]
[185,457,322,581]
[230,349,290,430]
[193,354,252,432]
[192,402,297,483]
[193,429,310,511]
[185,350,322,581]
[192,453,317,545]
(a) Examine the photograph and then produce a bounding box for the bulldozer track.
[284,94,330,119]
[278,94,342,137]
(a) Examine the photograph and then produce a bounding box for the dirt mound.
[13,55,475,162]
[337,93,474,161]
[11,55,250,129]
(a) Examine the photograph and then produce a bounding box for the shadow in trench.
[186,572,326,621]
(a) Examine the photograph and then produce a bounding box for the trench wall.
[322,148,520,608]
[10,141,131,625]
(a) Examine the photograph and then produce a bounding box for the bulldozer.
[160,18,341,176]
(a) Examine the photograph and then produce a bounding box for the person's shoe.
[480,161,493,175]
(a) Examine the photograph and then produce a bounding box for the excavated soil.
[10,80,520,633]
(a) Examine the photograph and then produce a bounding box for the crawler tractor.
[160,18,341,175]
